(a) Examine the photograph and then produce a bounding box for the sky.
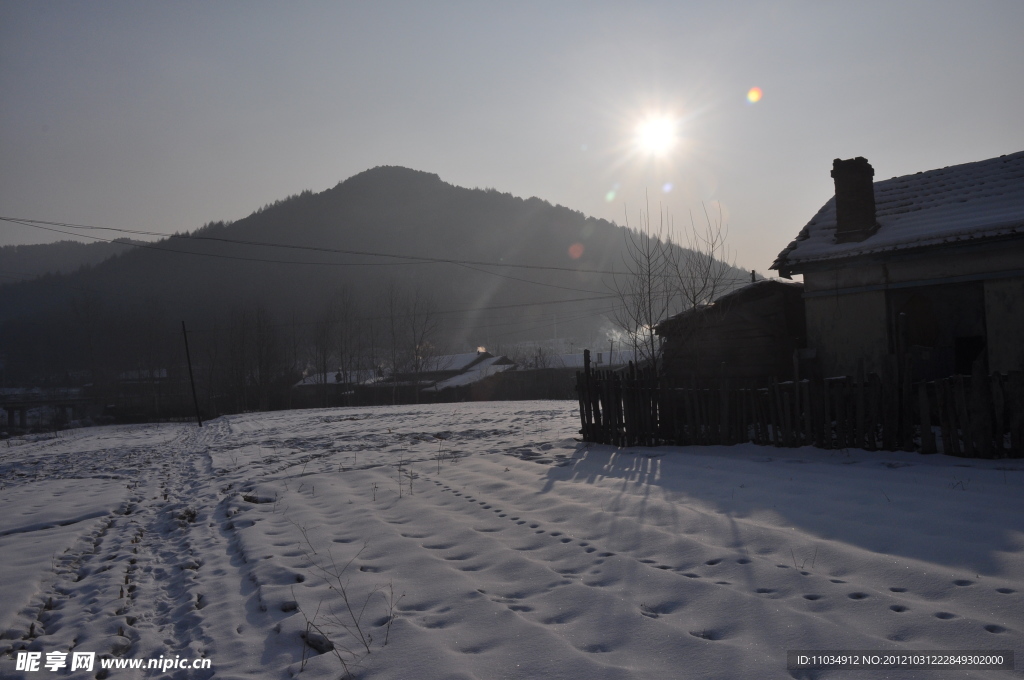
[1,1,1023,274]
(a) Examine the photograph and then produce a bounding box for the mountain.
[0,167,750,398]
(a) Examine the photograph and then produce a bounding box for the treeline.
[0,279,446,419]
[0,238,142,282]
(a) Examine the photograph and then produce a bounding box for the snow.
[1,403,1022,679]
[774,150,1024,270]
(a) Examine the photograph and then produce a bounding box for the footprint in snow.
[580,643,611,654]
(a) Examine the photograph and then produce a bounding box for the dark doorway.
[954,336,986,375]
[887,281,986,380]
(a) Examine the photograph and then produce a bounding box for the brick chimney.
[831,157,878,243]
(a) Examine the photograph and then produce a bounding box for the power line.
[0,216,615,296]
[2,216,764,288]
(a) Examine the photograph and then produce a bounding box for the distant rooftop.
[773,150,1024,276]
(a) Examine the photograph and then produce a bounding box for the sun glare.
[635,115,678,157]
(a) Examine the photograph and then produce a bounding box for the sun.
[635,114,678,157]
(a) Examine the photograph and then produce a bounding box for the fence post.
[1008,371,1024,457]
[881,357,899,450]
[720,364,730,445]
[918,382,937,454]
[970,357,993,458]
[900,354,915,450]
[581,350,593,440]
[991,373,1006,457]
[954,376,974,457]
[855,360,866,449]
[769,379,782,447]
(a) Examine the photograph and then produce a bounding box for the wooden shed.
[654,279,805,383]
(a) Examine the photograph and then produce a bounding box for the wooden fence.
[575,350,1024,458]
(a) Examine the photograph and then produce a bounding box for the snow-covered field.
[1,401,1021,679]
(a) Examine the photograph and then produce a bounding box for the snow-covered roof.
[773,150,1024,275]
[422,352,489,372]
[655,279,803,334]
[422,356,515,391]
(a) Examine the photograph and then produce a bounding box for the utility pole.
[182,321,203,427]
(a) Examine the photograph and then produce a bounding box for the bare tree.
[251,304,285,412]
[332,290,360,405]
[226,306,252,412]
[611,201,736,370]
[308,298,339,407]
[611,202,673,366]
[376,281,443,404]
[666,204,736,312]
[407,288,441,378]
[382,282,405,404]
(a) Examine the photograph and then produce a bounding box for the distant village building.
[292,351,516,405]
[654,279,806,383]
[772,151,1024,379]
[421,353,515,393]
[389,351,512,388]
[292,368,381,405]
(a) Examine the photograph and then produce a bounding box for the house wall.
[801,242,1024,293]
[804,289,888,376]
[800,240,1024,377]
[985,276,1024,373]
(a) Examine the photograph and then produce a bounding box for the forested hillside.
[0,167,750,413]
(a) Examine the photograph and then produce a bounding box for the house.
[654,279,806,383]
[293,351,518,405]
[295,368,382,387]
[772,152,1024,379]
[387,351,506,387]
[421,354,515,393]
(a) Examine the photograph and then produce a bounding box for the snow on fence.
[575,349,1024,458]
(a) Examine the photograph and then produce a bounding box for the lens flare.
[568,243,585,259]
[747,87,763,104]
[662,182,673,193]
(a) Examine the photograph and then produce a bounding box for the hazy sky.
[2,1,1022,274]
